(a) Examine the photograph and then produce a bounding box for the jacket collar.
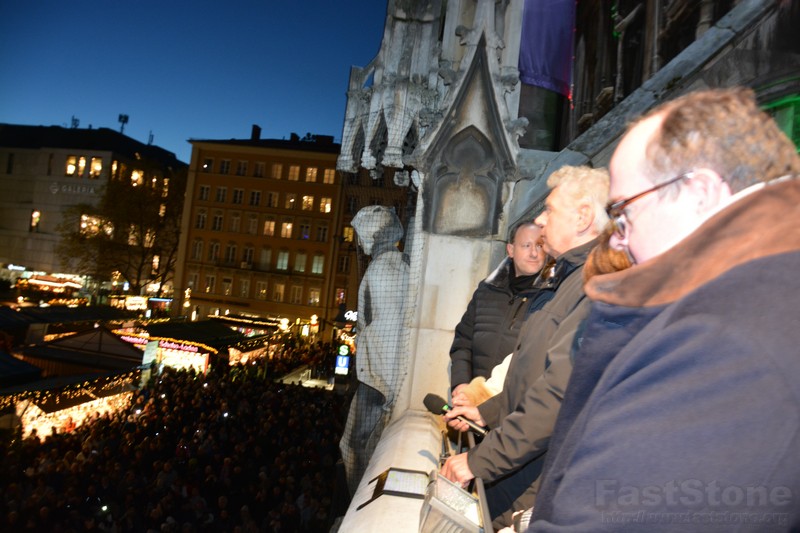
[586,175,800,308]
[532,238,598,291]
[485,257,514,289]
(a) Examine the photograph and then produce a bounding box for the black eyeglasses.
[605,172,694,238]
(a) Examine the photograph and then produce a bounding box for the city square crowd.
[0,341,348,532]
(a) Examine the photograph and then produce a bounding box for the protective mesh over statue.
[340,205,410,495]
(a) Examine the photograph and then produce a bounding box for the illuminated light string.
[0,370,141,411]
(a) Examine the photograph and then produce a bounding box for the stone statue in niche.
[339,205,410,495]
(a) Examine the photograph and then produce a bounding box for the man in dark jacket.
[441,165,610,528]
[529,88,800,531]
[449,221,546,396]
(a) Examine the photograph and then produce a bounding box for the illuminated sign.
[159,340,199,353]
[125,296,148,311]
[335,355,350,375]
[344,310,358,322]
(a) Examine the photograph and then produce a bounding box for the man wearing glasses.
[527,88,800,531]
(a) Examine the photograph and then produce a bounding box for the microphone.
[423,393,488,437]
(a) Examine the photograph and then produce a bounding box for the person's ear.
[506,242,515,258]
[686,168,732,214]
[576,203,595,234]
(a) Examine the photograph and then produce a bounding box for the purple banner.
[518,0,576,96]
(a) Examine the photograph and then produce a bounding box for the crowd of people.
[0,342,350,532]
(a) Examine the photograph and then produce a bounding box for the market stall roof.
[22,327,144,371]
[0,371,136,412]
[144,320,245,351]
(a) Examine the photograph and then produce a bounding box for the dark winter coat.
[449,257,540,390]
[468,239,597,525]
[530,176,800,532]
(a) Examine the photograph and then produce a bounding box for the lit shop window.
[263,218,276,236]
[276,250,289,270]
[30,210,41,232]
[285,193,297,209]
[271,163,283,179]
[256,281,268,300]
[323,168,335,184]
[280,221,293,238]
[272,282,285,302]
[320,197,332,213]
[306,167,317,182]
[335,288,346,305]
[294,252,307,272]
[288,165,300,181]
[131,170,143,187]
[81,214,113,237]
[89,157,102,178]
[308,288,321,306]
[343,227,354,242]
[311,254,324,274]
[302,195,314,211]
[66,155,78,176]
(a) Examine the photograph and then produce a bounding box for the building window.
[240,279,250,298]
[216,187,227,203]
[335,288,346,305]
[236,160,248,176]
[248,215,258,235]
[130,170,143,187]
[290,285,303,304]
[320,197,332,213]
[202,158,213,172]
[208,242,220,262]
[305,167,317,182]
[271,163,283,179]
[338,255,350,273]
[288,165,300,181]
[347,197,358,214]
[311,254,324,274]
[260,247,272,269]
[299,222,311,240]
[230,214,241,232]
[254,162,265,177]
[285,193,297,209]
[308,288,321,306]
[195,211,207,229]
[280,221,293,238]
[30,210,41,232]
[205,275,216,293]
[65,155,78,176]
[343,227,354,242]
[219,160,231,174]
[266,191,278,207]
[256,281,268,300]
[316,224,328,242]
[323,168,335,184]
[243,246,254,265]
[263,218,276,236]
[222,277,232,296]
[225,244,237,263]
[294,252,307,272]
[249,191,261,206]
[276,250,289,270]
[191,239,203,260]
[212,213,223,231]
[272,282,285,302]
[232,188,244,204]
[188,273,199,290]
[199,185,210,201]
[301,195,314,211]
[89,157,102,178]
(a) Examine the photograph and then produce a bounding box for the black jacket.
[449,257,539,390]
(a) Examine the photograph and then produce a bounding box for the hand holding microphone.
[423,393,488,437]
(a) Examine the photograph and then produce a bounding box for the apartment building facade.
[173,129,355,332]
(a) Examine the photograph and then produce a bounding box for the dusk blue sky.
[0,1,387,163]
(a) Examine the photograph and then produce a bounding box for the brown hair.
[639,87,800,193]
